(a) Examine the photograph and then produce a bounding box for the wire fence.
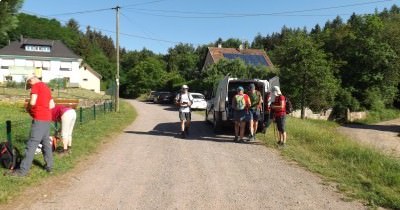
[0,100,114,152]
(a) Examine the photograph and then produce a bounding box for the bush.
[333,89,360,120]
[5,81,25,88]
[364,88,385,111]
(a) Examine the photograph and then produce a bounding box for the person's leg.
[282,116,287,144]
[248,110,254,137]
[185,112,191,134]
[39,121,53,170]
[276,117,284,144]
[68,110,77,148]
[234,121,239,140]
[239,121,246,140]
[61,115,69,151]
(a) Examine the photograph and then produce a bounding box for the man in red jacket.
[271,86,287,146]
[9,74,55,177]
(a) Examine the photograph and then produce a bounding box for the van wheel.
[213,113,222,133]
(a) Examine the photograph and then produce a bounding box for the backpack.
[0,142,20,170]
[285,97,293,114]
[234,95,246,110]
[176,93,193,109]
[249,91,261,108]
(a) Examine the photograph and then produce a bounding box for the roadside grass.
[0,101,136,203]
[355,108,400,124]
[259,117,400,209]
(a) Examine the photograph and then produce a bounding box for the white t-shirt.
[176,93,193,113]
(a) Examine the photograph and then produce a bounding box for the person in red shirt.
[52,105,77,154]
[9,74,55,177]
[231,86,251,142]
[271,86,287,146]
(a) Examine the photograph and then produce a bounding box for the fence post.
[80,107,83,124]
[6,120,12,149]
[93,104,96,120]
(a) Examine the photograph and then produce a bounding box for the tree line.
[1,1,399,119]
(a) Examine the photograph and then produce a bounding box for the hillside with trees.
[0,0,399,120]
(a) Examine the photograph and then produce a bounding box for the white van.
[205,75,279,132]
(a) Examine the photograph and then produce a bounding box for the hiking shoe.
[238,138,245,143]
[250,135,256,141]
[6,170,25,177]
[234,136,239,142]
[58,150,70,157]
[45,167,53,174]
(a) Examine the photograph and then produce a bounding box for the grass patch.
[356,108,400,124]
[259,117,400,209]
[0,101,136,203]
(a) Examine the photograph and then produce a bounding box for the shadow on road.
[344,123,399,133]
[124,121,264,145]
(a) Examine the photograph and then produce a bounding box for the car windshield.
[191,94,204,99]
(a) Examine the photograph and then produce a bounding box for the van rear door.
[216,75,230,112]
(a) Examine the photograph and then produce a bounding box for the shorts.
[179,112,191,121]
[249,108,260,121]
[275,116,286,132]
[234,110,247,122]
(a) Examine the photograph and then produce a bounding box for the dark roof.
[207,47,273,67]
[0,38,80,59]
[223,53,269,66]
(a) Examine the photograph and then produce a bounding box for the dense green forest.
[1,0,399,119]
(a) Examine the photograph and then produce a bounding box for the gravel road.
[338,118,400,158]
[4,100,365,210]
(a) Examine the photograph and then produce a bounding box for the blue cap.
[237,86,244,91]
[249,83,255,90]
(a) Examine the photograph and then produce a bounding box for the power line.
[124,0,393,19]
[21,10,193,45]
[46,0,169,17]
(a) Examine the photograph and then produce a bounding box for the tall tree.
[0,0,23,47]
[274,32,339,118]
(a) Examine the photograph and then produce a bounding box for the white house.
[79,63,102,93]
[0,37,102,92]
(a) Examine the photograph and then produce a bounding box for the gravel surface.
[338,118,400,158]
[3,100,365,210]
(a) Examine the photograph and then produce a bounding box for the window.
[60,62,72,71]
[1,66,9,69]
[5,76,12,81]
[42,61,50,70]
[83,78,88,81]
[25,45,51,53]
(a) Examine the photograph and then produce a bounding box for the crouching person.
[52,105,77,155]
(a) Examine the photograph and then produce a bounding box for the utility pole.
[114,6,120,112]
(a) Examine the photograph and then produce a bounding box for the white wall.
[79,66,101,93]
[0,58,81,84]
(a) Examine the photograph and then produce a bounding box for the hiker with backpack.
[175,85,194,139]
[271,86,287,146]
[51,105,77,155]
[247,83,263,141]
[231,86,251,142]
[8,74,55,177]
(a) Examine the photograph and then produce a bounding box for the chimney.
[218,43,222,48]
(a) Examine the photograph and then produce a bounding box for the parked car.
[154,91,174,104]
[189,93,207,110]
[205,75,280,132]
[147,91,158,102]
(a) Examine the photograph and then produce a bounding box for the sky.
[21,0,398,54]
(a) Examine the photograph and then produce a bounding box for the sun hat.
[26,73,37,81]
[182,84,189,89]
[237,86,244,91]
[272,86,282,95]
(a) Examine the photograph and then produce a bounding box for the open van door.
[216,75,230,113]
[268,76,280,92]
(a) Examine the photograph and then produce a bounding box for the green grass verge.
[0,101,136,203]
[259,117,400,209]
[355,108,400,124]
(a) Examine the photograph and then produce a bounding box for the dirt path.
[338,118,400,158]
[4,100,364,210]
